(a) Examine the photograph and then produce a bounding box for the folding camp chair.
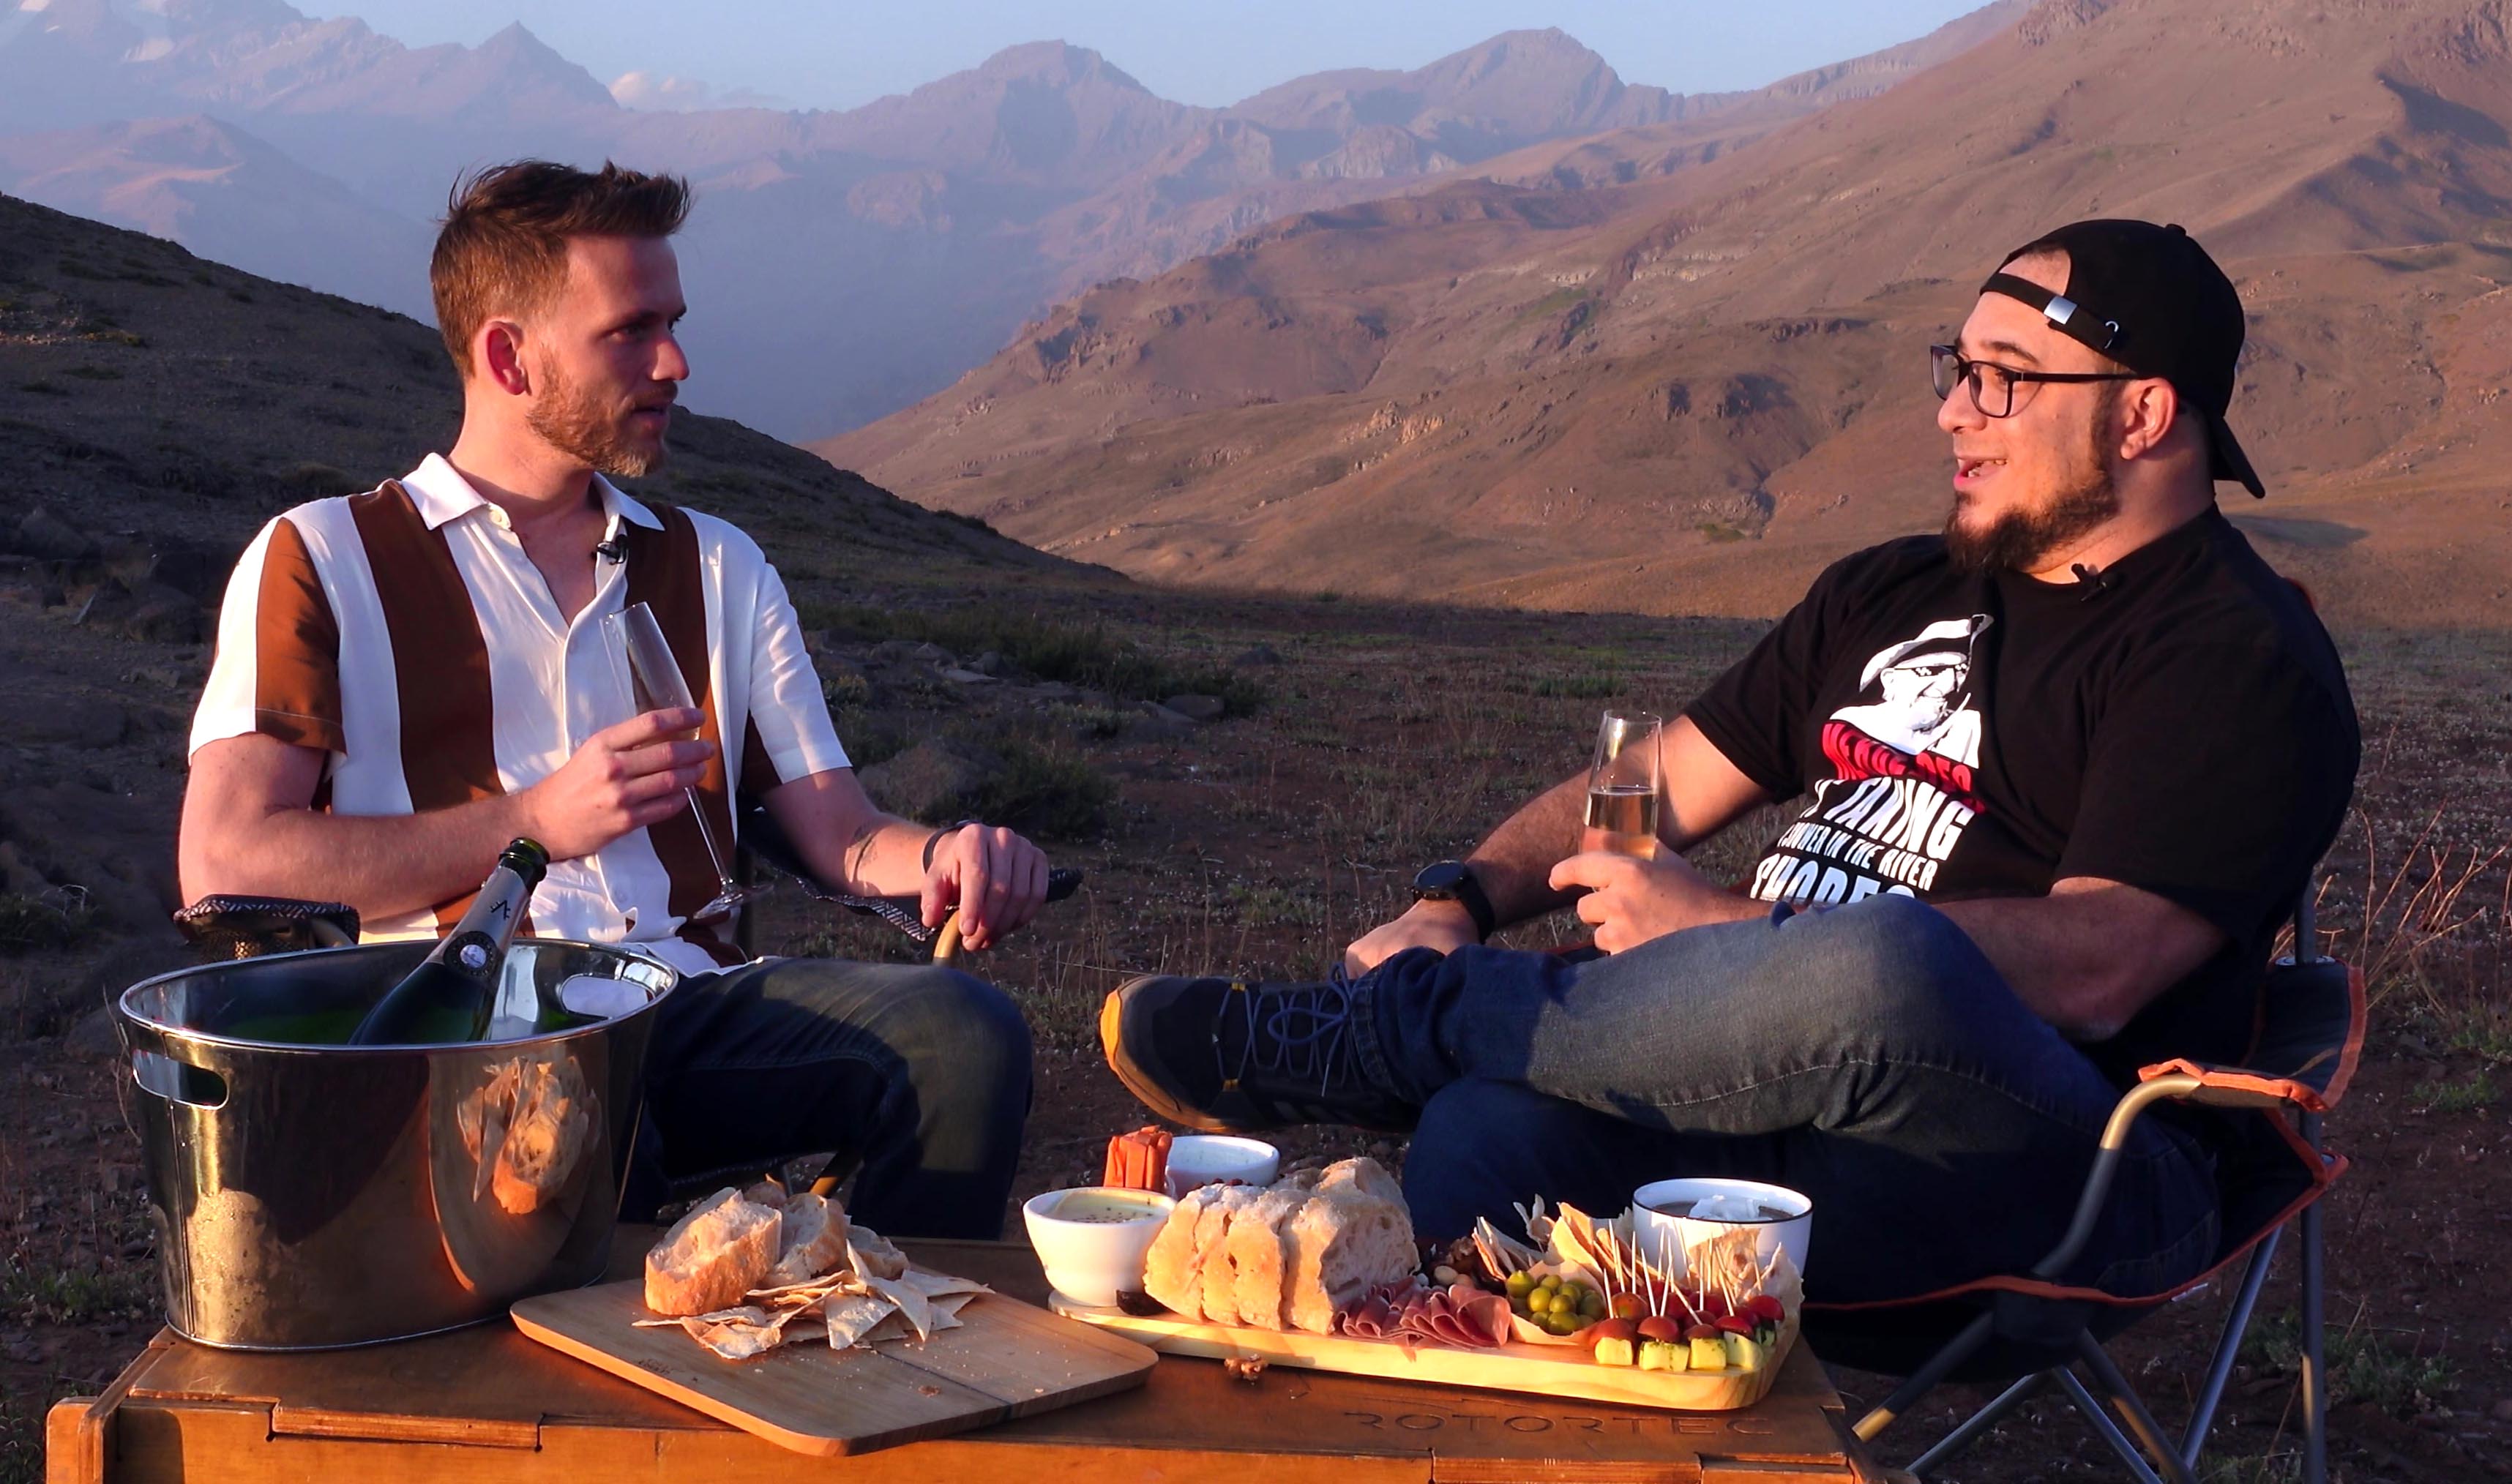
[1821,886,2363,1483]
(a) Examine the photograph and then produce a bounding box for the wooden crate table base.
[51,1236,1878,1483]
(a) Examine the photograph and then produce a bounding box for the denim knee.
[877,967,1034,1103]
[1775,893,1990,1033]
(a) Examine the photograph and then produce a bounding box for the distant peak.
[1423,26,1617,84]
[479,20,557,54]
[1477,27,1589,51]
[973,39,1148,91]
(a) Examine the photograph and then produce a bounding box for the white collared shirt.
[192,454,849,977]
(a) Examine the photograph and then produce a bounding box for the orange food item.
[1102,1125,1173,1192]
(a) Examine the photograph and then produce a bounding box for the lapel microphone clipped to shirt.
[2071,563,2113,601]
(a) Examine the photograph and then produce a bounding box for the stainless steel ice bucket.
[113,939,677,1350]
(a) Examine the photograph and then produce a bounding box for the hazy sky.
[300,1,1993,113]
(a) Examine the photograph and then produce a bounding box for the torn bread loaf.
[1143,1159,1417,1330]
[645,1188,782,1317]
[1286,1158,1416,1334]
[765,1191,851,1286]
[1313,1155,1403,1205]
[1224,1185,1305,1330]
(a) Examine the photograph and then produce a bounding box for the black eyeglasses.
[1930,344,2137,419]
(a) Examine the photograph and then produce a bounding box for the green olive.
[1580,1292,1607,1319]
[1542,1311,1583,1336]
[1538,1274,1562,1291]
[1505,1271,1536,1296]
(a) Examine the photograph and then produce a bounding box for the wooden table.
[51,1236,1879,1483]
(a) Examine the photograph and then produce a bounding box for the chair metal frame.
[1850,888,2345,1483]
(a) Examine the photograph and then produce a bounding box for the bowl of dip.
[1163,1134,1279,1197]
[1629,1177,1812,1285]
[1021,1186,1175,1308]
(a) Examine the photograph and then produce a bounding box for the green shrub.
[803,604,1264,716]
[2410,1071,2497,1113]
[0,890,93,953]
[2243,1308,2456,1416]
[1530,668,1625,699]
[969,739,1113,840]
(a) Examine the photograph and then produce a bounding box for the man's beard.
[526,358,669,478]
[1944,405,2120,574]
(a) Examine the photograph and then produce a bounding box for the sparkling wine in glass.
[602,601,767,925]
[1583,710,1662,859]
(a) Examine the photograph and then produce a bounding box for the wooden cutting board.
[1050,1294,1795,1413]
[512,1276,1156,1456]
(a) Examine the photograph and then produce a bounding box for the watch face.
[1414,861,1468,896]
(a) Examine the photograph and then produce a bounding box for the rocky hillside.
[823,0,2512,628]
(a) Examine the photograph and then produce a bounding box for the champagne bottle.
[348,839,550,1046]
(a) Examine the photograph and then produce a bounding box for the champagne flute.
[1582,711,1662,858]
[602,601,768,925]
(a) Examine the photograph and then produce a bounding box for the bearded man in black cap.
[1099,220,2360,1308]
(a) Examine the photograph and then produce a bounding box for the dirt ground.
[3,590,2506,1484]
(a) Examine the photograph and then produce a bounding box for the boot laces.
[1216,970,1361,1101]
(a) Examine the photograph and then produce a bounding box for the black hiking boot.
[1098,973,1419,1133]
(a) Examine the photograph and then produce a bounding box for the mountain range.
[0,0,2016,440]
[820,0,2512,627]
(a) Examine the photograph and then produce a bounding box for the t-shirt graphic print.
[1746,614,1992,906]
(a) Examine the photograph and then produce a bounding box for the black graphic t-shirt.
[1685,509,2359,1084]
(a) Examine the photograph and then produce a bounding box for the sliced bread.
[1190,1185,1261,1322]
[1224,1186,1306,1330]
[645,1188,782,1317]
[1142,1186,1211,1319]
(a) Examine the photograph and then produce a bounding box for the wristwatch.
[1412,861,1495,942]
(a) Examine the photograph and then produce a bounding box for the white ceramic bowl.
[1021,1186,1174,1307]
[1629,1177,1813,1283]
[1163,1135,1279,1197]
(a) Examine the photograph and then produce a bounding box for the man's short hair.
[430,160,691,377]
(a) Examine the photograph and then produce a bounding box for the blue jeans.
[1359,895,2221,1303]
[620,957,1032,1239]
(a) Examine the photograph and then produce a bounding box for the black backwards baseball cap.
[1981,219,2265,498]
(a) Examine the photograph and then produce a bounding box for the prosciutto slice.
[1336,1280,1510,1350]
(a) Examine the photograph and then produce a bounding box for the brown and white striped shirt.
[191,454,849,976]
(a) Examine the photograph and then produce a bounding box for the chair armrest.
[2138,1057,2331,1115]
[172,896,361,959]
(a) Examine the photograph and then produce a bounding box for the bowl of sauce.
[1630,1177,1813,1284]
[1164,1135,1279,1197]
[1022,1186,1175,1306]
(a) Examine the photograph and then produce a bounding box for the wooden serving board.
[512,1275,1157,1457]
[1050,1294,1797,1412]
